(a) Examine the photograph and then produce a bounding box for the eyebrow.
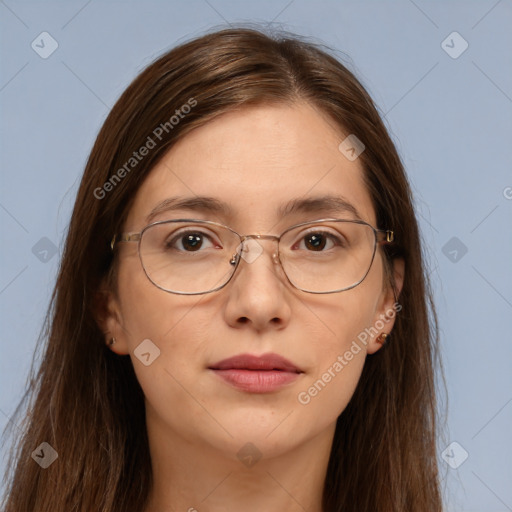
[145,194,363,224]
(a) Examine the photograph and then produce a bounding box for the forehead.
[125,102,376,231]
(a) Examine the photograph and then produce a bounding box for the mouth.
[209,353,303,372]
[208,353,304,393]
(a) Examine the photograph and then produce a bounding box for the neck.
[143,405,335,512]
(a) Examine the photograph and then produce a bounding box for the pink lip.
[208,353,303,393]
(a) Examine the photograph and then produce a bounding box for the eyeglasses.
[110,218,394,295]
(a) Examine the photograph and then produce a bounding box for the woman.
[2,26,443,511]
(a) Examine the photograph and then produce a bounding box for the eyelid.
[167,226,219,241]
[295,227,342,240]
[289,222,348,237]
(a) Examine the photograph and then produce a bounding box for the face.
[100,102,403,463]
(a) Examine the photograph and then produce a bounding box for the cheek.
[295,301,369,417]
[116,253,199,344]
[118,277,214,442]
[296,350,366,423]
[296,261,385,415]
[116,255,209,396]
[303,269,381,359]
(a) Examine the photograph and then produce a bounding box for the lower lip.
[211,369,301,393]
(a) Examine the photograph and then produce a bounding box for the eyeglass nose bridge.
[229,234,281,266]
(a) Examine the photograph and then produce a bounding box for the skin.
[98,102,404,512]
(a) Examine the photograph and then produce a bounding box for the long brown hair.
[1,26,444,511]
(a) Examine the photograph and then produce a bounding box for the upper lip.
[209,353,303,373]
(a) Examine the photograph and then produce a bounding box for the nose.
[223,237,292,332]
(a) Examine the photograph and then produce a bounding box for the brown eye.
[181,233,204,251]
[293,230,344,252]
[304,233,327,251]
[166,230,218,252]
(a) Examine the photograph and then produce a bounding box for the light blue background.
[1,1,511,510]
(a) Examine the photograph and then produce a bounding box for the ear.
[366,257,404,355]
[92,281,130,355]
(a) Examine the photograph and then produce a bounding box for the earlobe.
[375,332,389,345]
[367,257,405,354]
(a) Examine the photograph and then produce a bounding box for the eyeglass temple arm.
[377,230,394,244]
[377,230,399,303]
[110,233,141,251]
